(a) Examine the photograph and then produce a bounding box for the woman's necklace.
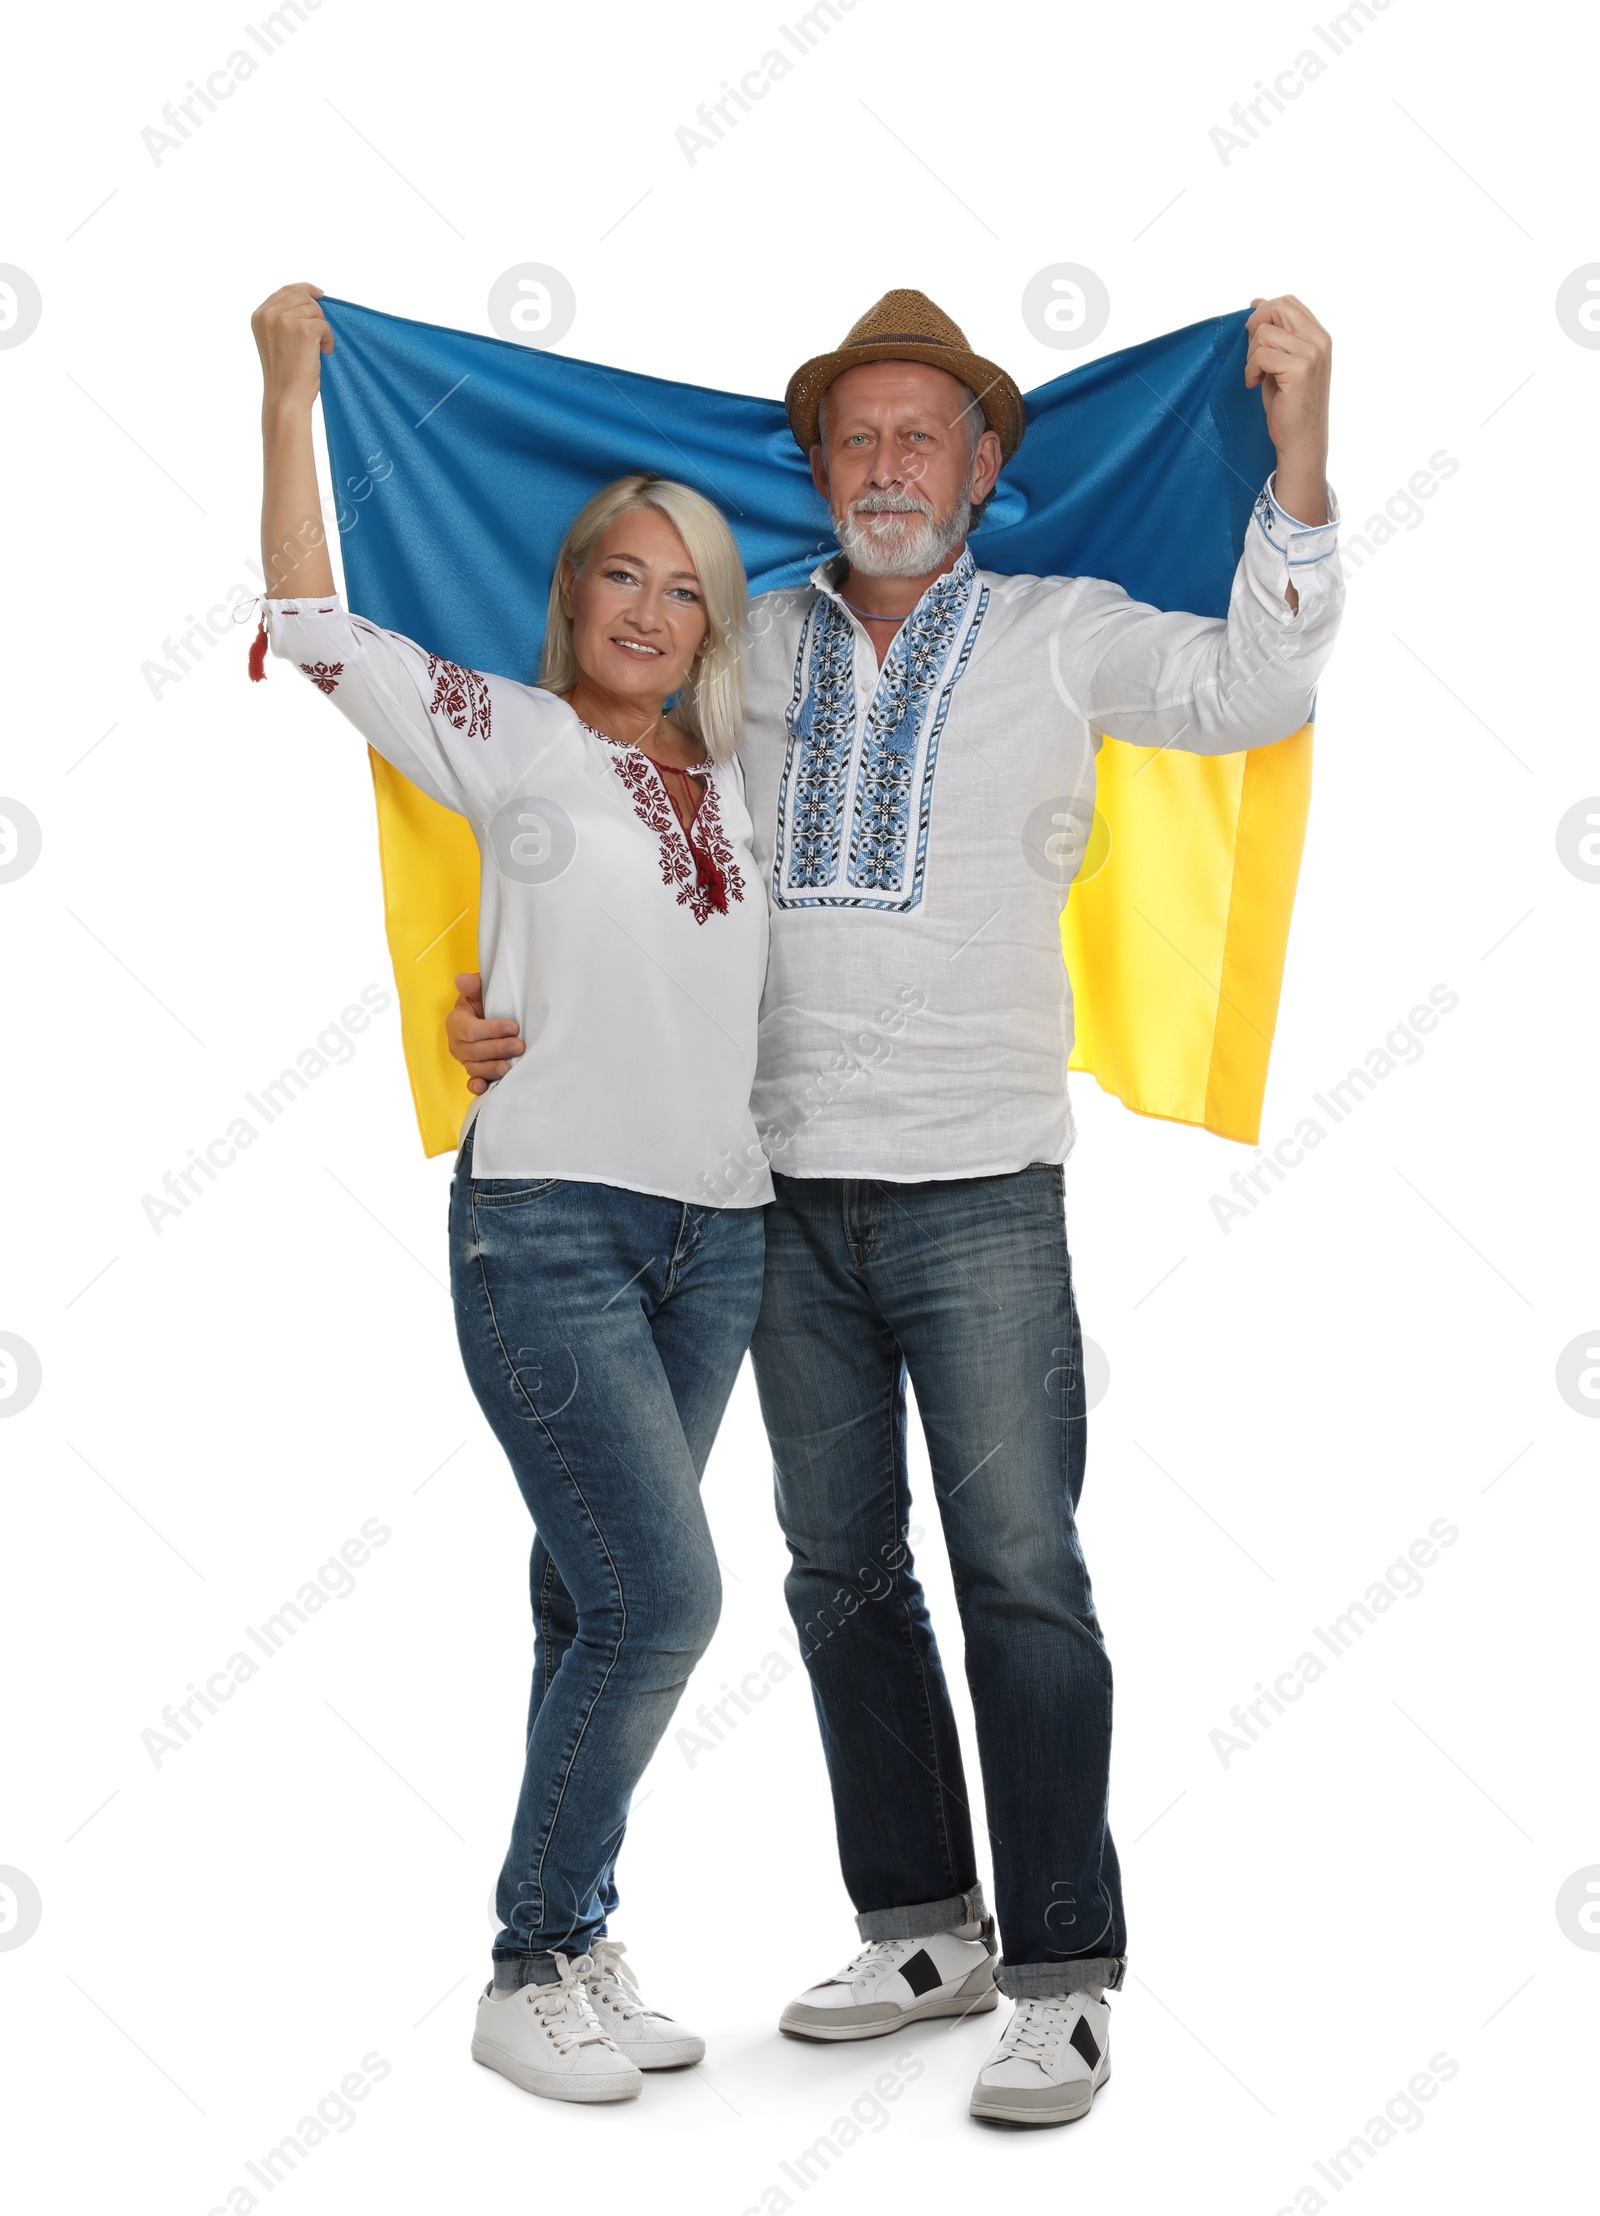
[570,697,706,772]
[576,702,664,752]
[578,715,708,779]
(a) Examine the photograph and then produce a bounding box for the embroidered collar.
[582,718,743,923]
[773,542,988,912]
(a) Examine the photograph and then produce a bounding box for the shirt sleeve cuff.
[265,591,345,616]
[1252,474,1341,567]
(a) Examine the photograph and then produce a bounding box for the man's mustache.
[847,492,933,519]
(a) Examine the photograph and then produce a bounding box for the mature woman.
[252,284,770,2106]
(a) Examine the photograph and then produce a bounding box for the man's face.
[810,361,1002,578]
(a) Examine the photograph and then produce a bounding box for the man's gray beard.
[836,491,973,578]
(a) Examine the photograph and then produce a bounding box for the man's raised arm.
[446,972,524,1095]
[1071,292,1342,758]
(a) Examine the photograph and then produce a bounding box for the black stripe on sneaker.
[899,1948,944,1998]
[1069,2014,1101,2070]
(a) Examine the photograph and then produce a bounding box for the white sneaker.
[780,1927,998,2041]
[471,1952,644,2103]
[969,1989,1111,2125]
[580,1939,705,2069]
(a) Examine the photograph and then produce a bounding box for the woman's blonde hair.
[538,473,748,762]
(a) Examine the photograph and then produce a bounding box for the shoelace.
[584,1939,649,2024]
[829,1939,907,1992]
[521,1953,615,2053]
[995,1995,1078,2066]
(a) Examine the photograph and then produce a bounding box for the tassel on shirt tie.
[656,757,727,913]
[689,835,728,914]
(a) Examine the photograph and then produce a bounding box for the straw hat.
[785,288,1026,462]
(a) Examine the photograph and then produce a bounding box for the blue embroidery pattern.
[847,560,976,892]
[785,600,857,888]
[773,550,985,911]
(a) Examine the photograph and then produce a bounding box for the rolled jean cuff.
[997,1954,1126,1999]
[856,1882,990,1945]
[491,1951,565,1991]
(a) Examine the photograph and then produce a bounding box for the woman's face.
[561,506,709,713]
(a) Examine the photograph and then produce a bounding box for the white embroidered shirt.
[264,597,772,1205]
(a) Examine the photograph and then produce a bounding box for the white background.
[1,1,1595,2209]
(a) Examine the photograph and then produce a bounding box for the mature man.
[449,289,1341,2125]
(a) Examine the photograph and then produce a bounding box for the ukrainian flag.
[314,298,1311,1156]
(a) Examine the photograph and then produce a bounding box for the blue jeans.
[449,1125,765,1987]
[748,1165,1125,1998]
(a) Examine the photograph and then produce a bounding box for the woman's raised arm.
[247,285,535,823]
[251,282,337,599]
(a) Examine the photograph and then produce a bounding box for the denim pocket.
[470,1178,566,1207]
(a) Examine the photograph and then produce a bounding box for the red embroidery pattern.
[601,740,745,925]
[426,655,493,741]
[299,661,344,695]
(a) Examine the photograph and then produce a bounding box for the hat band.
[840,330,958,350]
